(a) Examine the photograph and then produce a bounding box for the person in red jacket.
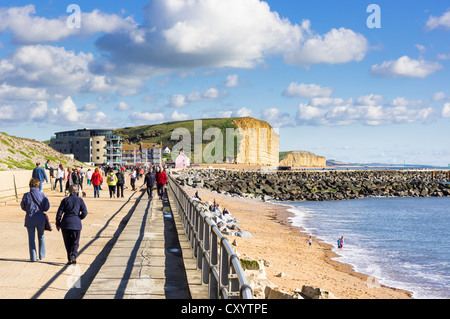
[155,166,168,200]
[91,167,103,198]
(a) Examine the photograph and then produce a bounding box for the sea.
[281,196,450,299]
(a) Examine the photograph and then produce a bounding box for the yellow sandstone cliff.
[231,117,279,166]
[279,151,326,168]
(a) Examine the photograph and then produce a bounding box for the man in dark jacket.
[56,185,88,265]
[116,168,125,198]
[142,167,156,200]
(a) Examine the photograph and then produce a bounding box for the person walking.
[116,168,125,198]
[91,167,103,198]
[106,169,118,198]
[70,168,81,195]
[55,164,65,192]
[130,167,136,191]
[86,169,92,188]
[32,162,48,192]
[56,185,88,265]
[155,166,168,200]
[142,167,156,200]
[20,178,50,262]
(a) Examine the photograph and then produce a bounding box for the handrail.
[167,175,253,299]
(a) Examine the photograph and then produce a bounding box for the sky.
[0,0,449,166]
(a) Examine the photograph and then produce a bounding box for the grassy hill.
[0,132,91,171]
[115,117,242,161]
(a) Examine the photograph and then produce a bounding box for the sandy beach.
[183,185,413,299]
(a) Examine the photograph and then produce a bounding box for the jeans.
[27,226,45,261]
[93,185,100,198]
[38,181,44,192]
[55,177,63,192]
[108,185,116,198]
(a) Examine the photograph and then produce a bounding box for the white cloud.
[116,101,132,111]
[202,88,219,100]
[129,111,165,125]
[433,92,449,101]
[310,97,351,107]
[224,74,239,87]
[94,0,369,76]
[0,83,49,101]
[296,101,433,126]
[370,56,442,78]
[0,45,119,96]
[0,5,137,44]
[442,103,450,118]
[356,94,384,106]
[165,94,188,108]
[261,107,295,127]
[283,83,333,98]
[285,26,369,65]
[425,10,450,31]
[170,110,190,121]
[236,107,254,117]
[437,53,450,60]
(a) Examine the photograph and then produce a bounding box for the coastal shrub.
[1,139,11,147]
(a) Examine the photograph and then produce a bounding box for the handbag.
[29,192,52,231]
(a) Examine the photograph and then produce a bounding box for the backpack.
[109,174,115,182]
[71,172,80,184]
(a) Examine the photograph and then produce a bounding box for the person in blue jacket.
[56,185,88,265]
[32,162,48,192]
[21,178,50,262]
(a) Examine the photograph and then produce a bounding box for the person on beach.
[142,167,156,200]
[20,178,51,262]
[32,162,48,192]
[156,166,168,200]
[308,236,312,247]
[55,185,88,265]
[106,169,118,198]
[340,236,344,249]
[55,164,65,192]
[91,167,103,198]
[337,238,341,250]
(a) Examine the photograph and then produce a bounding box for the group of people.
[21,178,87,265]
[24,162,169,265]
[42,161,170,200]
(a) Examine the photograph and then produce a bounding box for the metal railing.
[167,175,253,299]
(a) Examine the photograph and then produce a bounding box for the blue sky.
[0,0,449,166]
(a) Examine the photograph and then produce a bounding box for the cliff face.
[231,117,279,166]
[279,151,326,168]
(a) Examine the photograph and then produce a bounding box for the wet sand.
[184,186,413,299]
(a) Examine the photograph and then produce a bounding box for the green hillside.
[114,117,241,162]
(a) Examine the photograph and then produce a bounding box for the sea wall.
[0,170,52,203]
[174,169,450,201]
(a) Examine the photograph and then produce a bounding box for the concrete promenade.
[0,176,207,299]
[84,187,208,299]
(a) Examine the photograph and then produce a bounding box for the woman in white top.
[54,164,65,192]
